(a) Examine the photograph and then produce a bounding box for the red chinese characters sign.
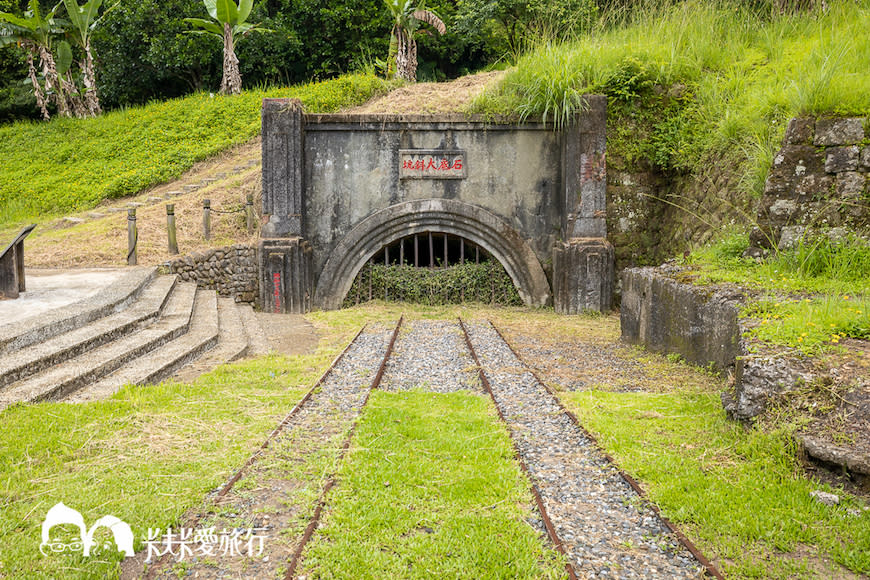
[399,149,466,179]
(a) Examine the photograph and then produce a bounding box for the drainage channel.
[132,317,403,580]
[459,318,723,580]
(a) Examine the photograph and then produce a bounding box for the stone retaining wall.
[167,244,258,303]
[749,116,869,252]
[619,266,743,371]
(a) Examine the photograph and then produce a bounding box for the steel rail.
[284,315,404,579]
[216,323,370,498]
[140,323,373,579]
[488,320,726,580]
[457,317,580,580]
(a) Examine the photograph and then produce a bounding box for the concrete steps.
[0,267,155,355]
[168,296,250,385]
[0,273,272,409]
[0,275,177,388]
[69,290,221,402]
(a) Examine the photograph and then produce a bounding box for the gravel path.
[465,320,705,579]
[380,320,480,393]
[129,323,396,580]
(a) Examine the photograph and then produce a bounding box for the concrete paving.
[0,268,128,326]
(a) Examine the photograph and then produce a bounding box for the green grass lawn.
[687,231,870,353]
[299,390,567,579]
[561,389,870,579]
[0,351,341,579]
[0,74,395,227]
[2,304,867,579]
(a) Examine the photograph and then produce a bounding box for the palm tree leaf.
[55,40,72,75]
[203,0,218,21]
[412,9,445,35]
[62,0,85,38]
[0,11,37,31]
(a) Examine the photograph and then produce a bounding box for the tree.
[185,0,270,95]
[61,0,112,116]
[456,0,597,60]
[0,0,67,119]
[384,0,445,82]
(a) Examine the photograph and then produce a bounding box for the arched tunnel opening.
[342,232,523,307]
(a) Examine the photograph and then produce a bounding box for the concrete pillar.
[261,98,304,237]
[554,96,614,313]
[553,238,615,314]
[562,95,607,238]
[259,238,312,314]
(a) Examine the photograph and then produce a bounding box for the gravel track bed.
[134,323,396,580]
[466,321,704,580]
[380,320,480,393]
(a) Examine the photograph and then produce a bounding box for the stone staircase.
[0,267,271,409]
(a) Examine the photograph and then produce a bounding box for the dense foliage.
[344,262,523,307]
[0,74,394,224]
[0,0,599,118]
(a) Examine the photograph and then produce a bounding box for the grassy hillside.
[0,74,395,227]
[475,0,870,196]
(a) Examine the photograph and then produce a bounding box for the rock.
[801,435,870,476]
[862,147,870,170]
[741,246,766,260]
[809,490,840,506]
[769,198,797,221]
[825,227,849,243]
[727,355,814,420]
[60,216,85,227]
[814,118,864,146]
[784,118,814,145]
[778,225,807,250]
[825,146,860,173]
[836,171,866,199]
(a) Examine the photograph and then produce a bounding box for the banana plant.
[62,0,116,116]
[384,0,446,82]
[0,0,68,119]
[185,0,271,95]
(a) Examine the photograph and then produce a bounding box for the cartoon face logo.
[39,503,134,558]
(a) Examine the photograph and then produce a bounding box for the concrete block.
[553,238,614,314]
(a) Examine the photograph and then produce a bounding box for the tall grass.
[474,0,870,195]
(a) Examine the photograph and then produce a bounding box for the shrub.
[343,262,523,307]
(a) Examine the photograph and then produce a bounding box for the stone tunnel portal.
[258,100,614,315]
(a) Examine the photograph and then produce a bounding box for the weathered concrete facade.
[260,98,612,312]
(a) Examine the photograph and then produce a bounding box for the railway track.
[459,318,724,580]
[133,316,721,579]
[132,317,403,580]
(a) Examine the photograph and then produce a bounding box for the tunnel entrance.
[342,232,522,307]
